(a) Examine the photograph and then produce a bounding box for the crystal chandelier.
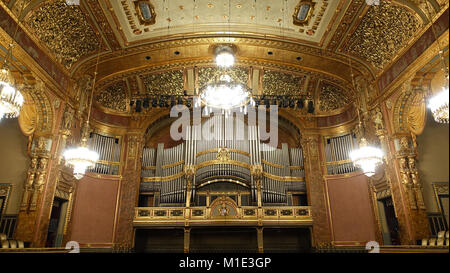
[350,137,383,177]
[198,45,254,113]
[0,0,25,122]
[63,49,101,180]
[424,0,449,124]
[0,67,23,121]
[428,85,449,124]
[347,56,383,177]
[63,144,99,180]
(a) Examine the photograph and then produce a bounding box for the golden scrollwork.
[216,148,231,162]
[319,82,351,112]
[25,0,101,69]
[96,80,128,112]
[345,1,422,69]
[262,70,305,96]
[141,70,184,95]
[198,67,249,90]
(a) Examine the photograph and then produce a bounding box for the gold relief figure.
[408,157,426,209]
[62,106,74,130]
[399,156,416,209]
[372,107,384,132]
[30,157,48,210]
[21,157,38,210]
[399,137,410,153]
[37,137,47,151]
[399,157,411,186]
[35,158,48,188]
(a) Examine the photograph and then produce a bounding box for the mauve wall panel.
[326,174,376,244]
[70,176,119,244]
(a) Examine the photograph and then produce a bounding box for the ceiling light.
[215,46,235,68]
[428,86,449,124]
[350,138,383,177]
[64,146,99,180]
[0,67,23,121]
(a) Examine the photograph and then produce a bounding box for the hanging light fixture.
[347,58,383,177]
[0,2,25,122]
[0,67,23,121]
[428,86,449,123]
[63,48,101,180]
[350,137,383,177]
[198,45,254,112]
[424,1,449,124]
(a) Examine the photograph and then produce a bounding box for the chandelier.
[0,67,23,121]
[347,55,383,177]
[428,85,449,124]
[350,137,383,177]
[423,0,449,124]
[198,45,254,113]
[0,0,25,122]
[63,145,99,180]
[63,49,101,180]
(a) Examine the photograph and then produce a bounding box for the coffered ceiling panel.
[106,0,342,45]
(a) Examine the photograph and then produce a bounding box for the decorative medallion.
[134,0,156,26]
[293,0,316,26]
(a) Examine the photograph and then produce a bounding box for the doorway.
[45,197,69,247]
[379,197,400,245]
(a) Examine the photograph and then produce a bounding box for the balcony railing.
[134,206,312,226]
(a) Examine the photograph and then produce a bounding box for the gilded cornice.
[75,37,374,81]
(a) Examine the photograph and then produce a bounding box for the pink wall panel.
[326,174,377,245]
[70,176,119,245]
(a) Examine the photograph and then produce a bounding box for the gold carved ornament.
[345,1,422,70]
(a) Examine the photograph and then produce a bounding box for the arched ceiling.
[1,0,447,117]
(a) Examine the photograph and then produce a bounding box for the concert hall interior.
[0,0,448,253]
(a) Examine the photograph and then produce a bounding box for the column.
[301,135,332,247]
[113,132,145,252]
[184,228,191,253]
[257,227,264,253]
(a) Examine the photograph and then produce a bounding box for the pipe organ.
[87,133,121,175]
[324,133,359,175]
[139,115,307,206]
